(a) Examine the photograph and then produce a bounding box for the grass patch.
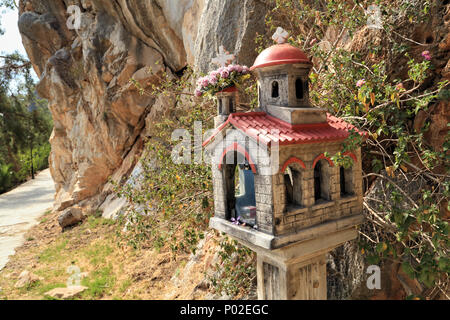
[84,243,113,265]
[38,239,69,263]
[81,265,116,299]
[86,216,116,229]
[119,278,132,294]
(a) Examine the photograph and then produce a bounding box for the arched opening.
[271,81,279,98]
[295,78,304,99]
[314,161,322,201]
[218,98,223,114]
[235,163,256,225]
[314,160,331,203]
[223,152,256,226]
[284,166,302,208]
[229,98,234,114]
[258,84,262,106]
[340,166,354,197]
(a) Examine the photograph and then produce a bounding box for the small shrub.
[208,237,256,298]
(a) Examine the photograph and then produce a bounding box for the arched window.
[295,78,304,99]
[314,160,331,203]
[229,97,234,113]
[272,81,279,98]
[340,166,354,197]
[284,166,302,207]
[314,161,322,201]
[218,98,223,114]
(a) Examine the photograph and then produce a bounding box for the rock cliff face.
[18,0,267,212]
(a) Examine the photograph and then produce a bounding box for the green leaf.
[402,261,415,278]
[438,257,449,272]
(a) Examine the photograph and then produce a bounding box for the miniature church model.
[203,28,365,300]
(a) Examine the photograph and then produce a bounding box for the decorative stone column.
[214,87,239,128]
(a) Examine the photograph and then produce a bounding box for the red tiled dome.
[251,44,312,71]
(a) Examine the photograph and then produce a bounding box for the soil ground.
[0,209,218,300]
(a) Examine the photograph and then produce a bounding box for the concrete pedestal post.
[257,253,327,300]
[225,225,359,300]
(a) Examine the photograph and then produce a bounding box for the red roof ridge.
[203,111,365,148]
[265,113,330,130]
[202,116,231,147]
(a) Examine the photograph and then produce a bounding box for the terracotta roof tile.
[203,111,365,147]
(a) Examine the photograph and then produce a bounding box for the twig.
[391,30,428,47]
[363,173,419,209]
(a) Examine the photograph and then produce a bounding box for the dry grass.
[0,210,217,300]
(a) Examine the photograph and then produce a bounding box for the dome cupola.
[251,43,312,70]
[251,27,325,125]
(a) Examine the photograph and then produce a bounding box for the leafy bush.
[208,237,256,298]
[260,0,448,298]
[0,163,13,193]
[114,68,215,255]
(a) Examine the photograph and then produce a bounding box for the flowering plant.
[195,64,251,98]
[231,216,243,225]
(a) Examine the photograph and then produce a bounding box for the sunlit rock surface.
[18,0,267,212]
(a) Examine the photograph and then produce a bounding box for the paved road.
[0,169,55,270]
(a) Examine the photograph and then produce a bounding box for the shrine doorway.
[223,152,256,226]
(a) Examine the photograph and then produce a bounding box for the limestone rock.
[45,286,88,299]
[58,207,84,229]
[194,0,268,72]
[17,0,268,213]
[14,270,43,288]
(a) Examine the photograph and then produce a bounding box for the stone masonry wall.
[271,143,363,236]
[210,138,363,237]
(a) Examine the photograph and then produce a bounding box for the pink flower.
[201,77,209,87]
[209,71,220,79]
[421,50,431,61]
[227,65,238,72]
[242,66,249,74]
[396,83,405,91]
[236,65,244,73]
[195,89,202,97]
[356,79,366,87]
[209,75,218,84]
[220,70,230,78]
